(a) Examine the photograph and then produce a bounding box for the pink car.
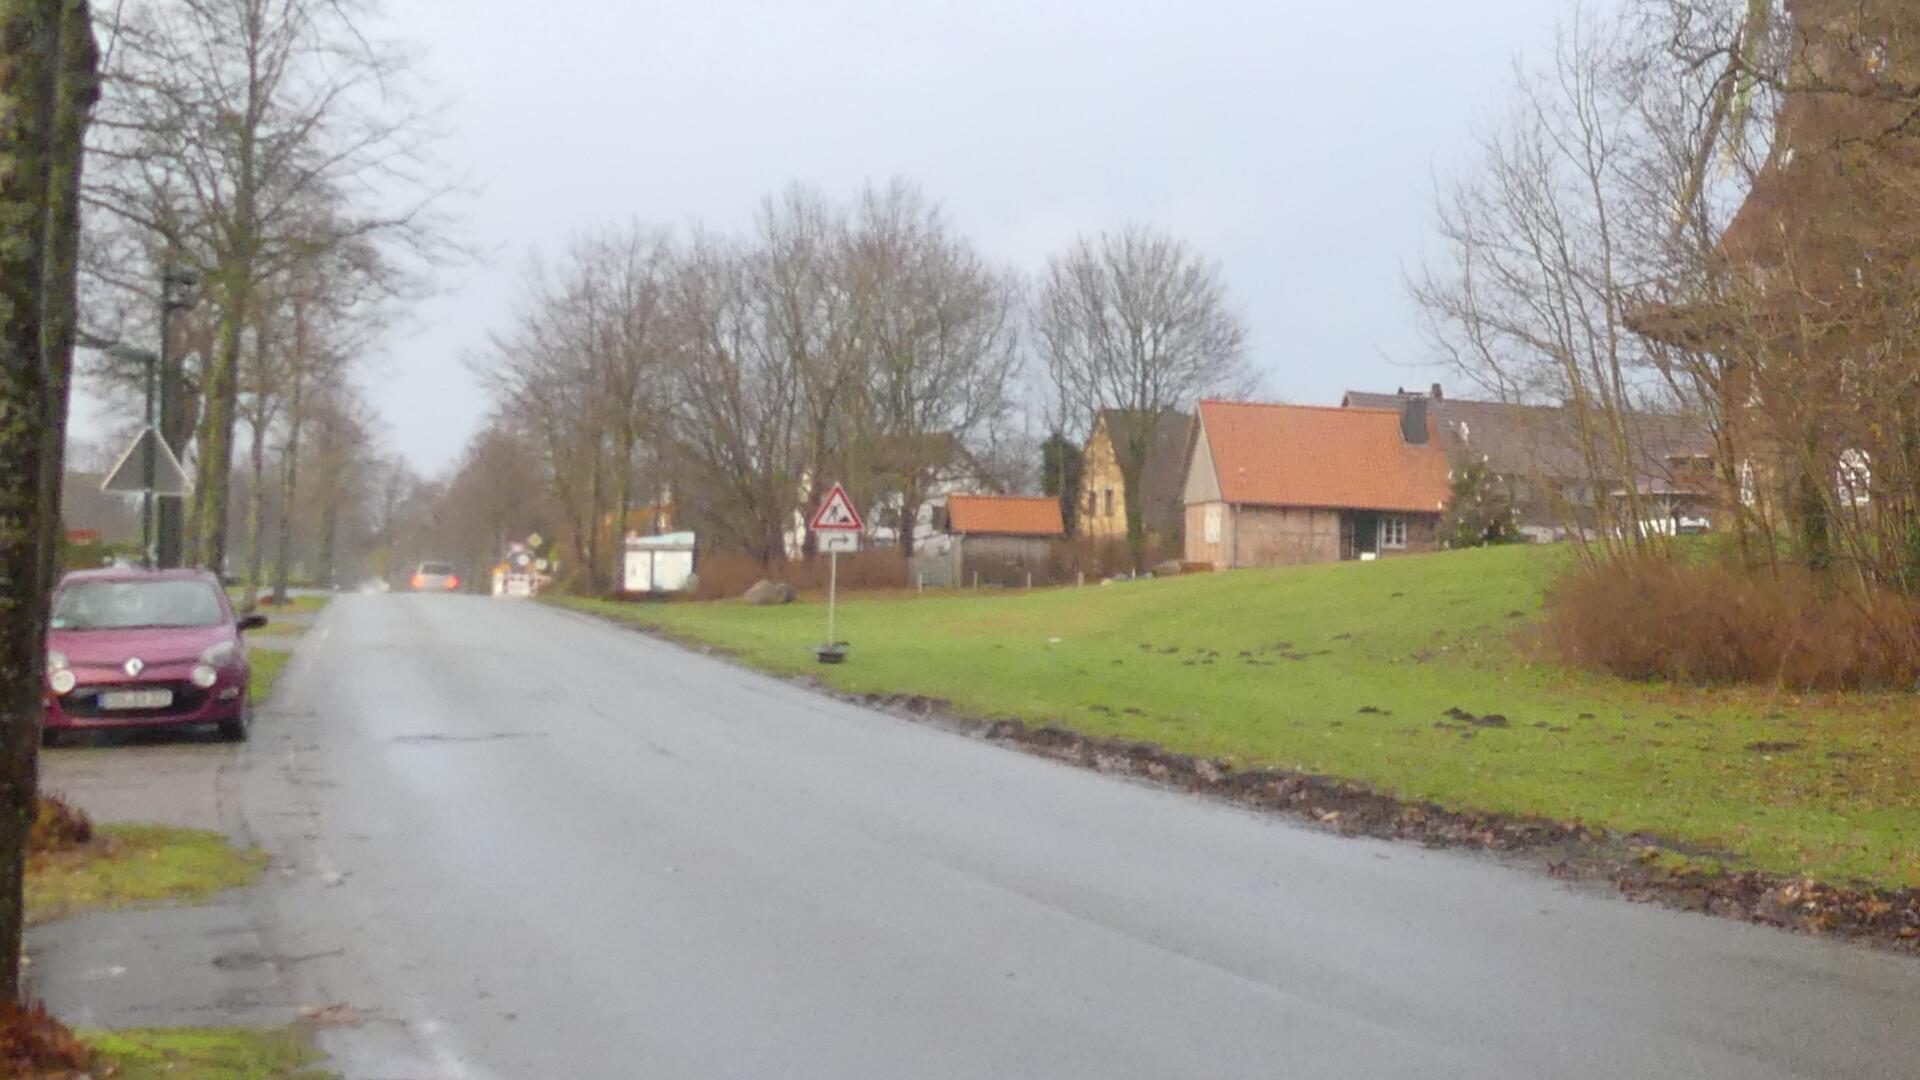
[42,567,266,744]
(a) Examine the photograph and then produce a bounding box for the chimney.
[1401,396,1429,445]
[1430,383,1444,400]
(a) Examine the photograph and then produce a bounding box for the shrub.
[30,795,93,855]
[1542,555,1920,689]
[1049,537,1172,581]
[689,550,907,600]
[0,1000,90,1076]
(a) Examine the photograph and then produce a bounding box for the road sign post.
[808,484,863,663]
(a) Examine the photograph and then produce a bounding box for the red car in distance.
[43,567,266,744]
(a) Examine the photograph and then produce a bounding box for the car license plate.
[99,689,172,711]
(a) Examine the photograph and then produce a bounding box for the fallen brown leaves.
[0,1000,90,1078]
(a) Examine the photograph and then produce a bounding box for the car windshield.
[51,580,226,630]
[420,562,454,576]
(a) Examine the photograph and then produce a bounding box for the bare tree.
[664,234,810,564]
[847,181,1021,557]
[1035,224,1250,564]
[0,0,98,1002]
[86,0,451,572]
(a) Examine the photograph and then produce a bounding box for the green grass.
[249,649,289,702]
[81,1026,331,1079]
[558,544,1920,890]
[247,617,309,638]
[229,590,331,615]
[26,824,269,925]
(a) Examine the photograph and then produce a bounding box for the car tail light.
[447,576,460,590]
[411,574,425,589]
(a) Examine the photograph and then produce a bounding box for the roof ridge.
[1201,398,1400,416]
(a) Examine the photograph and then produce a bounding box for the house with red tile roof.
[1182,398,1452,568]
[916,495,1067,588]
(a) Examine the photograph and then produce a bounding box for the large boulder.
[743,579,797,606]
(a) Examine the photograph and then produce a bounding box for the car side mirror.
[237,614,268,632]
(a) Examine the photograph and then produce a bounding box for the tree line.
[447,182,1251,591]
[78,0,452,600]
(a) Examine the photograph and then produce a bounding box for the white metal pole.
[828,550,839,644]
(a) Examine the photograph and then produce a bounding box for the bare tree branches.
[1035,223,1250,564]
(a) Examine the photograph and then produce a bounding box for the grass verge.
[229,591,331,615]
[247,618,309,639]
[555,544,1920,890]
[80,1025,331,1079]
[26,824,268,925]
[249,649,290,703]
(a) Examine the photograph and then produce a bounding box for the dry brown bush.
[689,550,907,600]
[29,795,93,855]
[1049,537,1176,581]
[1543,556,1920,690]
[0,1000,90,1076]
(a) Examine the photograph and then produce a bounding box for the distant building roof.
[1195,400,1450,513]
[1092,408,1193,535]
[946,494,1067,537]
[1341,389,1712,487]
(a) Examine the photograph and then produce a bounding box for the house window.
[1203,505,1222,544]
[1378,515,1409,550]
[1103,488,1114,518]
[1838,449,1872,507]
[1086,489,1098,518]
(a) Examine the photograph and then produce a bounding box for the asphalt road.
[208,594,1920,1078]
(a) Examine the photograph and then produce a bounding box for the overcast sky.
[76,0,1561,474]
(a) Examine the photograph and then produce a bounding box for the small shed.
[918,495,1066,588]
[624,532,697,595]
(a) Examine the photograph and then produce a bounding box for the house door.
[1347,511,1379,560]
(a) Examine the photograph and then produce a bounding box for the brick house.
[1077,409,1193,551]
[1183,398,1451,568]
[914,494,1067,587]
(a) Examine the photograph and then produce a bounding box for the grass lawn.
[26,824,269,925]
[249,649,290,702]
[228,590,330,615]
[559,544,1920,890]
[247,617,309,639]
[81,1026,330,1079]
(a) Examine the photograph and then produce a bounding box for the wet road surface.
[215,594,1920,1078]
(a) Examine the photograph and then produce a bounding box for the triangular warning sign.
[809,483,864,532]
[102,426,192,496]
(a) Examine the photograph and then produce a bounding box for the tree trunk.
[316,465,339,590]
[0,0,96,1004]
[271,370,304,603]
[193,274,250,573]
[1119,429,1153,571]
[240,410,267,611]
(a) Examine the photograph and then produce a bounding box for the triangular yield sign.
[102,426,192,496]
[809,483,864,531]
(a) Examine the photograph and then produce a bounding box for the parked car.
[409,561,462,592]
[42,567,265,744]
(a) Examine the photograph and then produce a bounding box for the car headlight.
[200,641,238,668]
[46,652,75,695]
[191,664,219,689]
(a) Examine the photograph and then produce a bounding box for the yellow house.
[1078,409,1194,547]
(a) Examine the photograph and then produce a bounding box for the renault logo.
[123,657,144,677]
